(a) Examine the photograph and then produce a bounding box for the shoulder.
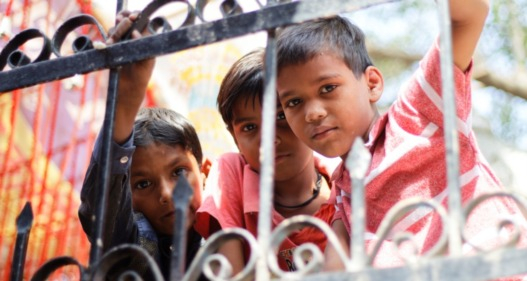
[218,152,246,164]
[314,153,341,181]
[205,152,249,191]
[419,39,473,83]
[215,152,247,175]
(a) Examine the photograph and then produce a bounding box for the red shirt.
[332,41,527,266]
[195,152,336,271]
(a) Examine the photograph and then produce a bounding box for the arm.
[195,154,248,275]
[323,219,350,271]
[78,135,138,250]
[217,239,246,276]
[78,11,155,249]
[449,0,490,71]
[107,11,155,144]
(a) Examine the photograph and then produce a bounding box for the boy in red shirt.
[195,49,336,273]
[276,0,526,270]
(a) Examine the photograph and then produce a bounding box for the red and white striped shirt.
[332,41,526,266]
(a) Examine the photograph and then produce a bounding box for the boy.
[275,0,525,269]
[78,12,207,278]
[195,49,336,273]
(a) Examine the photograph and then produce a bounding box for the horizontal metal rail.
[0,0,395,93]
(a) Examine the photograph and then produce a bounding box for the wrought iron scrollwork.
[184,228,259,281]
[368,198,449,265]
[268,215,351,278]
[91,244,165,281]
[462,191,527,252]
[0,28,51,70]
[0,0,399,93]
[51,14,107,57]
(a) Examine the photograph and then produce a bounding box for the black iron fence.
[2,0,527,280]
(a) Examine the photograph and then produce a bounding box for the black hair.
[277,16,373,78]
[217,48,265,130]
[133,107,203,166]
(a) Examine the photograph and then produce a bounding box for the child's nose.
[159,179,173,205]
[305,102,326,123]
[274,134,282,146]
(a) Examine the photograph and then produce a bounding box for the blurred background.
[0,0,525,279]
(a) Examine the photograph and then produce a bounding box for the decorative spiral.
[30,256,85,281]
[183,228,259,281]
[0,28,51,70]
[91,244,164,281]
[368,198,449,265]
[51,14,107,57]
[462,191,527,252]
[268,215,350,278]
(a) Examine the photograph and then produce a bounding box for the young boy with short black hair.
[79,11,207,279]
[276,0,526,270]
[195,49,335,274]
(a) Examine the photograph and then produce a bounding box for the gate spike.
[11,202,33,281]
[171,172,194,281]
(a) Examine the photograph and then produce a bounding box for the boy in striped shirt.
[276,0,526,270]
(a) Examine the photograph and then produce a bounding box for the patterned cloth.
[195,152,336,271]
[332,40,527,266]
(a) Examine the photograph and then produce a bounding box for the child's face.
[130,143,204,235]
[277,53,383,158]
[229,96,314,181]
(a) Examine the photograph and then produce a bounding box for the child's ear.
[201,157,212,178]
[364,66,384,102]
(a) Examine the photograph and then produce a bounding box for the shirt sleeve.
[92,131,135,174]
[195,153,246,238]
[392,39,474,136]
[78,130,138,250]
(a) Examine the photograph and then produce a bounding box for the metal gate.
[2,0,526,280]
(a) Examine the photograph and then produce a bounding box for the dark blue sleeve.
[78,131,139,251]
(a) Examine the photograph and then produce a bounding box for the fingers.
[106,11,141,45]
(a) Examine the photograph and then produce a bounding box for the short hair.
[133,107,203,166]
[217,48,265,130]
[277,16,373,78]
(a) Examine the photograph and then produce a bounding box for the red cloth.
[332,41,527,266]
[195,152,336,271]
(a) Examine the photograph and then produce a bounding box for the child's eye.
[321,85,336,93]
[242,124,256,132]
[134,180,152,190]
[173,168,188,177]
[285,98,301,108]
[277,112,286,120]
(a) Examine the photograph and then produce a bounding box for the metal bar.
[436,0,463,255]
[298,247,527,281]
[88,69,119,265]
[0,0,398,93]
[256,28,278,281]
[170,175,194,280]
[88,0,124,265]
[347,139,371,271]
[10,202,33,281]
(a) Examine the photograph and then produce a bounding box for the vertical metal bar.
[10,202,33,281]
[256,29,277,281]
[88,0,126,265]
[347,139,371,270]
[170,175,194,281]
[437,0,462,255]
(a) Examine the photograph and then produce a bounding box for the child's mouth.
[311,126,335,140]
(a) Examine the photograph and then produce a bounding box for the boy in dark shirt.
[78,11,207,278]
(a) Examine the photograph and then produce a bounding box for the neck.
[273,161,315,201]
[342,109,380,161]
